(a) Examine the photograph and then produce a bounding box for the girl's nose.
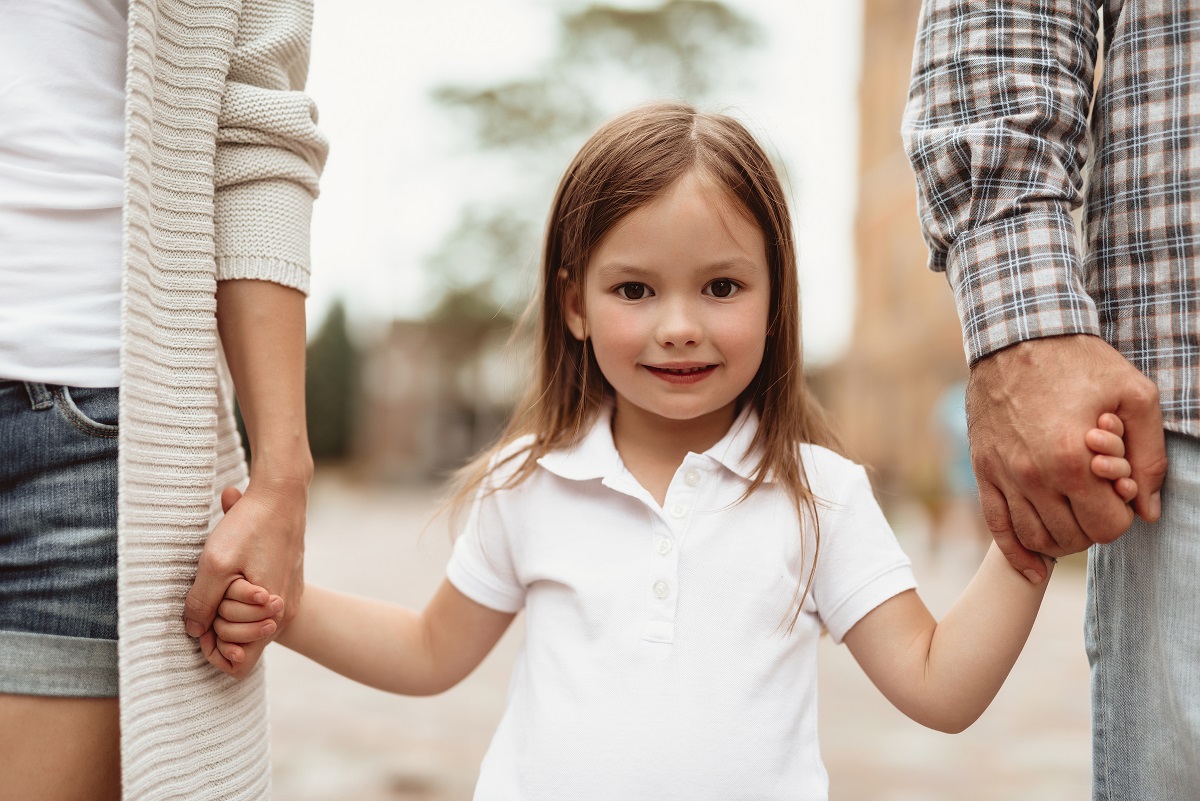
[656,299,701,347]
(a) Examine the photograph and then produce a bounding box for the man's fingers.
[978,480,1048,582]
[1117,379,1167,522]
[1006,490,1081,557]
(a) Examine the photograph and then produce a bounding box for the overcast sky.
[304,0,862,366]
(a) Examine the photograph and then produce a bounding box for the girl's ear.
[560,269,587,341]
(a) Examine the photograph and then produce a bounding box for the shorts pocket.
[54,386,119,438]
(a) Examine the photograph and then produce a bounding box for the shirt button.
[657,538,673,555]
[670,503,687,519]
[684,469,701,486]
[653,580,671,600]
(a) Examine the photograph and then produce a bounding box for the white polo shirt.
[446,407,917,801]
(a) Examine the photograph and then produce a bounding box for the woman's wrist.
[246,432,314,488]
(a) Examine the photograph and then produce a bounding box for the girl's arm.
[842,546,1051,733]
[844,413,1133,733]
[272,580,515,696]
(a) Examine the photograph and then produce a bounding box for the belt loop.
[23,382,54,410]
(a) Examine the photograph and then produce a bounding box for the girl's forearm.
[276,584,444,695]
[917,544,1052,731]
[276,580,515,697]
[846,543,1052,733]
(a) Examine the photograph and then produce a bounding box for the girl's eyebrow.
[592,257,761,279]
[590,262,654,280]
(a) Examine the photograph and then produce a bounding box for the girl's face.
[565,171,771,436]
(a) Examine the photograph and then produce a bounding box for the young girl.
[213,102,1137,799]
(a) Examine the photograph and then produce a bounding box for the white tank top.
[0,0,128,387]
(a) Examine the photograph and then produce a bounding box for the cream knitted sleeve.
[213,0,329,294]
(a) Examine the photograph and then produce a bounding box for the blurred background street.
[267,474,1091,801]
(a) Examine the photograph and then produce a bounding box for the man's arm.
[902,1,1166,578]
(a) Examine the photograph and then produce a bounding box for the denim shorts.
[0,380,119,697]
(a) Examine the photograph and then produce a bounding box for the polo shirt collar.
[536,402,769,484]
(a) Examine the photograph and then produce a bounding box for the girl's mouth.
[644,364,718,384]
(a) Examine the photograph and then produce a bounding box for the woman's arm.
[843,544,1052,733]
[184,280,311,676]
[275,580,516,696]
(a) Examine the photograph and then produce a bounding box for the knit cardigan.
[118,2,326,798]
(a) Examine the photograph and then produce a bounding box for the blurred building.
[354,320,528,481]
[817,0,969,509]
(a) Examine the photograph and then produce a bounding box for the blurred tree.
[428,0,761,314]
[306,299,360,460]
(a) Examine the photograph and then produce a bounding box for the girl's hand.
[1087,413,1138,503]
[200,578,284,666]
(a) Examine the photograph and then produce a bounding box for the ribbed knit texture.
[118,2,325,798]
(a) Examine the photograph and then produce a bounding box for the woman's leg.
[0,695,120,801]
[0,382,122,801]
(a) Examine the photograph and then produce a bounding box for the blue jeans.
[0,380,119,697]
[1087,430,1200,800]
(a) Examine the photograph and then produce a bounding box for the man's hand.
[967,334,1167,582]
[185,478,307,677]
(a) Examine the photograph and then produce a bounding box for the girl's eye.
[705,279,740,298]
[616,283,650,300]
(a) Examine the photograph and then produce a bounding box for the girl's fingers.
[216,637,245,665]
[1091,453,1132,481]
[1086,428,1126,458]
[225,577,270,605]
[213,615,278,644]
[218,596,284,623]
[1115,477,1139,503]
[1098,412,1125,438]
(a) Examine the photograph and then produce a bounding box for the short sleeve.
[445,486,526,615]
[811,464,917,643]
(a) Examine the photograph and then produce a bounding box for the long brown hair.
[451,101,840,622]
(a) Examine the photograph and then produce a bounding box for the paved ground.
[268,473,1092,800]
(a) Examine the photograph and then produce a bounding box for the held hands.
[203,578,284,666]
[184,481,305,678]
[967,335,1167,583]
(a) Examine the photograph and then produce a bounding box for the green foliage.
[426,0,761,312]
[563,1,759,96]
[305,299,359,460]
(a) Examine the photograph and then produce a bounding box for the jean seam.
[51,387,119,439]
[22,381,54,410]
[1089,550,1109,801]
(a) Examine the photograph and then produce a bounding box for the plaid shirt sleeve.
[902,0,1104,365]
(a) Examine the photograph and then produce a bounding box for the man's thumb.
[1118,389,1167,523]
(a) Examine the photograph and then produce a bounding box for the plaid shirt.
[903,0,1200,437]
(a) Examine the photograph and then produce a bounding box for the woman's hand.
[186,478,307,677]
